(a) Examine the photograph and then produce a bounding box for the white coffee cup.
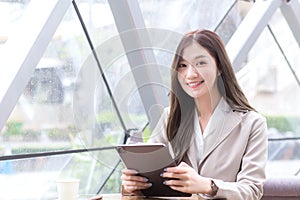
[56,178,80,200]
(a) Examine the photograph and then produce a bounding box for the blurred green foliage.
[264,115,300,133]
[96,111,115,124]
[5,121,23,136]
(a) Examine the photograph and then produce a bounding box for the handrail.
[1,135,299,161]
[1,136,299,195]
[268,137,300,141]
[0,146,116,161]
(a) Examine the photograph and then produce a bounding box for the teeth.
[188,82,199,86]
[188,81,203,86]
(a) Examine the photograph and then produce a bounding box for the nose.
[186,64,198,78]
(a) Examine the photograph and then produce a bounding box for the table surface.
[84,194,204,200]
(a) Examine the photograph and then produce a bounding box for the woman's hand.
[161,162,212,194]
[121,168,152,195]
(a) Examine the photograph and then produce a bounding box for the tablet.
[115,143,191,197]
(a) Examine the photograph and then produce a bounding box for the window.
[1,0,300,199]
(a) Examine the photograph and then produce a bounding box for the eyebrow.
[180,55,207,62]
[193,55,207,60]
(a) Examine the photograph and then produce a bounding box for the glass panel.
[0,1,30,46]
[0,149,122,199]
[75,1,149,133]
[138,0,236,33]
[1,1,300,199]
[137,0,253,93]
[1,5,89,154]
[236,9,300,178]
[74,0,118,48]
[94,54,148,131]
[0,0,129,151]
[73,52,126,148]
[0,1,131,197]
[216,1,253,44]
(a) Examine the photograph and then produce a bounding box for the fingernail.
[160,173,163,177]
[147,183,152,187]
[144,178,149,182]
[163,168,167,172]
[163,181,166,185]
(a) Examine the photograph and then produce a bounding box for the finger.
[163,166,188,175]
[122,168,138,175]
[124,185,146,193]
[162,172,187,180]
[164,179,184,187]
[162,171,180,177]
[123,181,152,192]
[123,180,152,187]
[121,174,149,183]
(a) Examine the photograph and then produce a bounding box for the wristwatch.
[199,180,219,199]
[210,180,219,196]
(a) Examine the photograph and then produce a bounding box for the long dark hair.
[167,29,255,163]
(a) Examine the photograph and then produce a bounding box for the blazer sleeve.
[213,113,268,200]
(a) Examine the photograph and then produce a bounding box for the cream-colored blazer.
[148,100,268,200]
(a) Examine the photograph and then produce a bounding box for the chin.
[192,90,210,99]
[187,92,203,99]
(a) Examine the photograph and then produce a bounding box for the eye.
[195,61,205,67]
[178,63,187,68]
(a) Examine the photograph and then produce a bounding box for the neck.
[195,92,222,119]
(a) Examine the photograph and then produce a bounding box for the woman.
[121,29,268,199]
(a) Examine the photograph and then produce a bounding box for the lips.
[187,80,205,88]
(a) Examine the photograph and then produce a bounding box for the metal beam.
[0,0,71,131]
[280,0,300,47]
[108,0,169,131]
[226,0,282,71]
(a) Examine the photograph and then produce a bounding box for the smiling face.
[177,42,220,100]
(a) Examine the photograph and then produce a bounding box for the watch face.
[199,180,219,198]
[211,180,219,196]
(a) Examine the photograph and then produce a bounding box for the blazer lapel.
[199,107,244,167]
[187,110,204,170]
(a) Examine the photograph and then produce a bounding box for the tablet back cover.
[116,143,191,197]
